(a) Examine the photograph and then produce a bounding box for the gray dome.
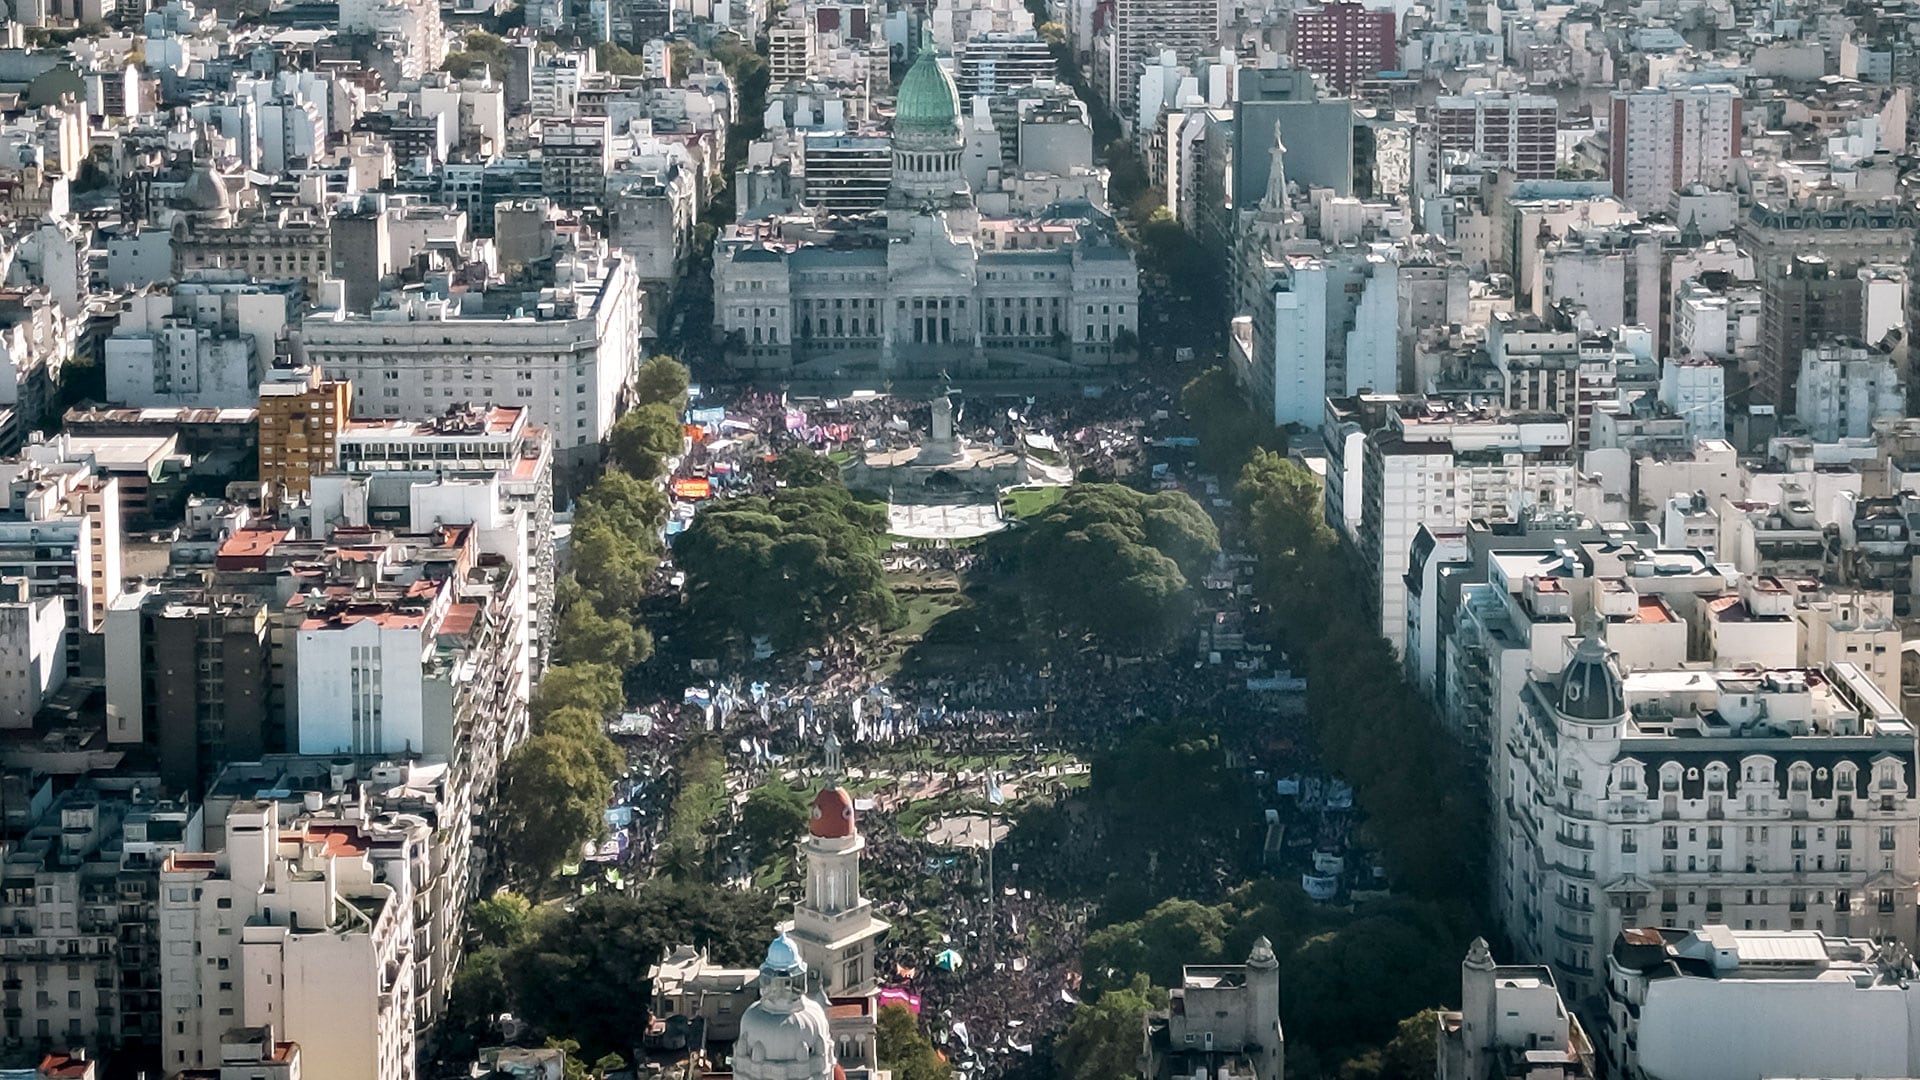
[177,163,230,211]
[1560,614,1624,722]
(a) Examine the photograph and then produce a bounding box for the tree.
[575,468,669,537]
[606,402,685,479]
[1182,366,1279,478]
[1336,1009,1440,1080]
[570,520,655,615]
[443,29,508,78]
[536,706,625,780]
[552,598,652,671]
[739,782,810,863]
[1083,900,1228,994]
[594,42,650,75]
[531,663,624,721]
[1056,976,1160,1080]
[500,883,778,1057]
[876,1004,949,1080]
[771,448,845,489]
[497,735,614,883]
[470,892,534,949]
[1010,484,1219,651]
[442,946,510,1059]
[675,485,900,654]
[633,355,691,411]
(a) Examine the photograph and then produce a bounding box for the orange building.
[257,367,351,501]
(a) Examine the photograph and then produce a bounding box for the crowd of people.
[583,377,1335,1078]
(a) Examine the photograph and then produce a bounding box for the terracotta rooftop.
[298,825,370,859]
[216,527,291,570]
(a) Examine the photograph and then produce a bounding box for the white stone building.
[159,799,418,1080]
[299,249,640,470]
[1495,618,1920,1016]
[104,282,294,409]
[712,39,1139,377]
[1357,402,1577,656]
[1607,926,1920,1080]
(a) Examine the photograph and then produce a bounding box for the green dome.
[895,42,961,135]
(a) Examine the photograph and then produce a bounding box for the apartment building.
[313,403,554,679]
[199,757,472,1042]
[300,248,638,472]
[1608,87,1741,213]
[102,583,274,795]
[0,784,195,1064]
[257,366,352,502]
[159,799,417,1080]
[1431,92,1558,180]
[1495,620,1919,1015]
[1355,402,1577,656]
[0,457,122,669]
[1608,926,1920,1080]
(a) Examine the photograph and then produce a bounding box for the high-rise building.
[1110,0,1220,125]
[768,21,813,82]
[1431,92,1558,180]
[1609,86,1741,213]
[159,799,418,1080]
[1290,2,1397,94]
[316,403,556,677]
[103,583,273,795]
[257,366,352,503]
[955,33,1057,99]
[1356,402,1577,656]
[1496,620,1920,1014]
[800,134,893,215]
[0,785,195,1065]
[0,456,121,668]
[1757,255,1861,414]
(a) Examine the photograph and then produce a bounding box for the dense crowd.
[581,379,1326,1077]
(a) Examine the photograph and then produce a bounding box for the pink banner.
[878,988,922,1014]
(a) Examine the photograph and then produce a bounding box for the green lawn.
[999,485,1065,518]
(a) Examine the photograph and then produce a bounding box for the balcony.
[1556,892,1594,913]
[1554,925,1595,945]
[1556,831,1595,851]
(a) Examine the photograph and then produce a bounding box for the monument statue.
[916,389,965,465]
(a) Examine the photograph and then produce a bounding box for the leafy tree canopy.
[1056,975,1161,1080]
[674,485,899,653]
[607,402,685,479]
[633,355,691,412]
[877,1004,950,1080]
[501,883,778,1058]
[739,781,811,864]
[531,663,624,720]
[497,735,613,884]
[1011,484,1219,651]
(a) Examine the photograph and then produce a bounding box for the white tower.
[784,786,890,995]
[735,934,837,1080]
[780,787,890,1070]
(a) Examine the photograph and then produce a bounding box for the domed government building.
[713,33,1141,377]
